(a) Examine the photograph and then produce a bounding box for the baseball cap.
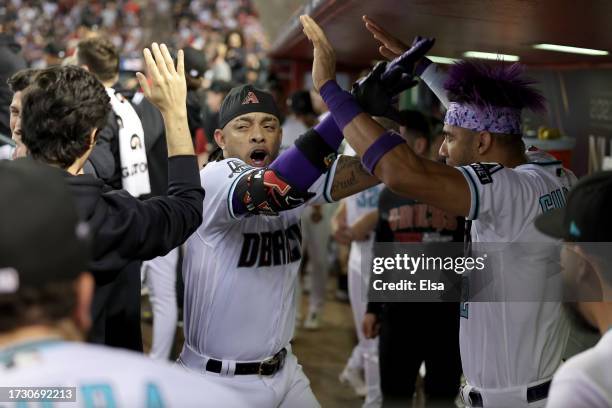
[0,159,90,294]
[44,42,66,59]
[183,47,207,79]
[218,84,281,129]
[288,90,315,116]
[535,171,612,242]
[209,79,234,95]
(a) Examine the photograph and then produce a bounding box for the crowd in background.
[1,0,270,86]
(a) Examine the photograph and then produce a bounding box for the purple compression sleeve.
[361,131,405,174]
[319,80,363,130]
[268,114,342,191]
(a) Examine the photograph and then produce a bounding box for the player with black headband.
[179,84,380,407]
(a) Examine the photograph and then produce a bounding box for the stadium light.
[426,55,461,64]
[463,51,520,62]
[532,43,609,56]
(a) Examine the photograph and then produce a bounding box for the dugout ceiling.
[269,0,612,68]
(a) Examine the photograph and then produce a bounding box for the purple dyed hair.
[444,60,546,112]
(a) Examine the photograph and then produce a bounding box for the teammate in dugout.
[301,14,577,408]
[535,172,612,408]
[0,159,247,408]
[177,80,382,406]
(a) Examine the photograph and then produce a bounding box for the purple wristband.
[415,57,433,76]
[269,145,322,192]
[313,113,343,150]
[361,131,405,174]
[319,80,363,130]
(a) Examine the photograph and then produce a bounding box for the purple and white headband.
[444,102,522,134]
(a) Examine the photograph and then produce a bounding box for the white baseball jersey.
[0,338,247,407]
[343,146,382,272]
[458,150,576,391]
[182,158,336,361]
[547,328,612,408]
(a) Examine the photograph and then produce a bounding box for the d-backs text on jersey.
[238,223,302,267]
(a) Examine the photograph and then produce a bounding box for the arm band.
[361,131,406,175]
[418,61,450,109]
[269,114,342,191]
[320,80,363,130]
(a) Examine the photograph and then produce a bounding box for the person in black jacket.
[20,43,203,351]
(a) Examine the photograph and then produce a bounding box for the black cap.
[535,171,612,242]
[183,47,207,78]
[288,90,315,116]
[209,79,234,95]
[0,159,90,294]
[218,84,281,129]
[44,42,65,59]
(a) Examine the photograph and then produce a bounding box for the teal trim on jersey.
[528,160,562,166]
[82,384,116,408]
[226,169,251,219]
[146,382,166,408]
[0,338,63,366]
[458,167,479,220]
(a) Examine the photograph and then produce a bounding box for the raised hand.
[136,43,186,116]
[363,15,409,60]
[300,14,336,92]
[382,36,435,84]
[137,43,193,156]
[352,60,417,123]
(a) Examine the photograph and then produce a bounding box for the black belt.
[468,380,551,407]
[205,348,287,376]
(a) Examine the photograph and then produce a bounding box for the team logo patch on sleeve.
[468,163,503,185]
[226,160,253,178]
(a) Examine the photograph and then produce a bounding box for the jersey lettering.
[539,187,569,213]
[468,163,503,185]
[389,204,459,231]
[237,223,302,267]
[146,382,165,408]
[81,384,116,408]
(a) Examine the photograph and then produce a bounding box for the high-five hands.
[136,43,186,116]
[300,15,336,92]
[137,43,193,156]
[363,15,409,60]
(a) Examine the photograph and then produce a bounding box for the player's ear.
[477,131,493,154]
[214,129,226,150]
[73,272,95,333]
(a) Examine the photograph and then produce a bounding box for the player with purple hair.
[301,14,577,408]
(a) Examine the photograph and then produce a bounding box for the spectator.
[203,79,233,149]
[0,20,26,139]
[225,29,246,82]
[76,35,150,195]
[42,42,66,67]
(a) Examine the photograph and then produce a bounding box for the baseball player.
[0,159,246,408]
[334,142,385,406]
[178,82,380,407]
[301,14,576,407]
[535,172,612,408]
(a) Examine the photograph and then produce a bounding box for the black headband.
[218,84,281,129]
